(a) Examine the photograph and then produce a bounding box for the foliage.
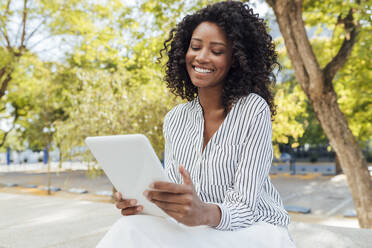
[265,0,372,227]
[272,79,307,156]
[1,53,48,151]
[304,0,372,144]
[50,0,218,162]
[1,0,369,167]
[54,67,179,161]
[267,0,372,149]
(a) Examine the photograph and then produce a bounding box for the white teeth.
[194,66,213,73]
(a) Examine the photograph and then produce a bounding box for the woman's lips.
[192,65,215,74]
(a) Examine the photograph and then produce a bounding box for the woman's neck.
[198,86,229,116]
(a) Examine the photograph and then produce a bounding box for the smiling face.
[186,22,233,90]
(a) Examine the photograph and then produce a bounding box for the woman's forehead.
[191,22,229,45]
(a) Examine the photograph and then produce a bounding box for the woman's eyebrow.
[191,38,226,47]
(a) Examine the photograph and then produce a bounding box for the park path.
[1,192,372,248]
[0,193,119,248]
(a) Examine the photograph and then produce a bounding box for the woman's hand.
[115,192,143,216]
[144,165,221,227]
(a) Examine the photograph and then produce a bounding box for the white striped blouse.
[163,93,290,231]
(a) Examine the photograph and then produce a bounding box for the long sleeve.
[214,107,273,231]
[163,111,181,184]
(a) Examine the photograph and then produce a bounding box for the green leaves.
[271,0,371,149]
[304,1,372,145]
[2,0,368,165]
[273,81,307,145]
[54,67,180,160]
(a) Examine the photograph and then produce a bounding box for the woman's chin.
[192,82,222,90]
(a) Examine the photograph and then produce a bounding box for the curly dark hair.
[159,1,278,117]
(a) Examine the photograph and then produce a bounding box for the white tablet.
[85,134,171,218]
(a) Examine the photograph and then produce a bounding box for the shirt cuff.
[213,202,231,231]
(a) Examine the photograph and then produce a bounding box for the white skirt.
[97,215,295,248]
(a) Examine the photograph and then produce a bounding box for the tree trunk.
[310,90,372,227]
[335,153,342,175]
[266,0,372,228]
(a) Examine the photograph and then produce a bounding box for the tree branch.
[269,0,325,96]
[24,18,47,45]
[0,28,12,50]
[289,0,323,90]
[0,35,8,47]
[269,0,310,94]
[5,0,11,13]
[27,34,55,50]
[323,9,359,85]
[266,0,275,8]
[14,12,24,47]
[0,67,5,81]
[19,0,28,50]
[1,0,12,50]
[0,129,11,147]
[0,70,12,99]
[0,104,19,147]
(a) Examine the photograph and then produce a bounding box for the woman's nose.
[195,49,209,63]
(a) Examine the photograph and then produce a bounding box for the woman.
[98,1,295,247]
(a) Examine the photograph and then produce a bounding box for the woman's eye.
[191,46,200,50]
[212,51,223,55]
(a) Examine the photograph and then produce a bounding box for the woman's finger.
[151,199,190,215]
[116,199,137,209]
[145,191,192,205]
[179,165,193,185]
[115,192,122,201]
[149,182,192,194]
[121,205,143,216]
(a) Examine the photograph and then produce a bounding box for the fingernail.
[143,191,148,197]
[149,183,154,189]
[137,206,143,211]
[130,199,137,205]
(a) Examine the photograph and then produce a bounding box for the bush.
[366,153,372,163]
[310,154,318,163]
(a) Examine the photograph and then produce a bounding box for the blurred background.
[0,0,371,247]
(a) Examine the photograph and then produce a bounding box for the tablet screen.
[86,134,170,218]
